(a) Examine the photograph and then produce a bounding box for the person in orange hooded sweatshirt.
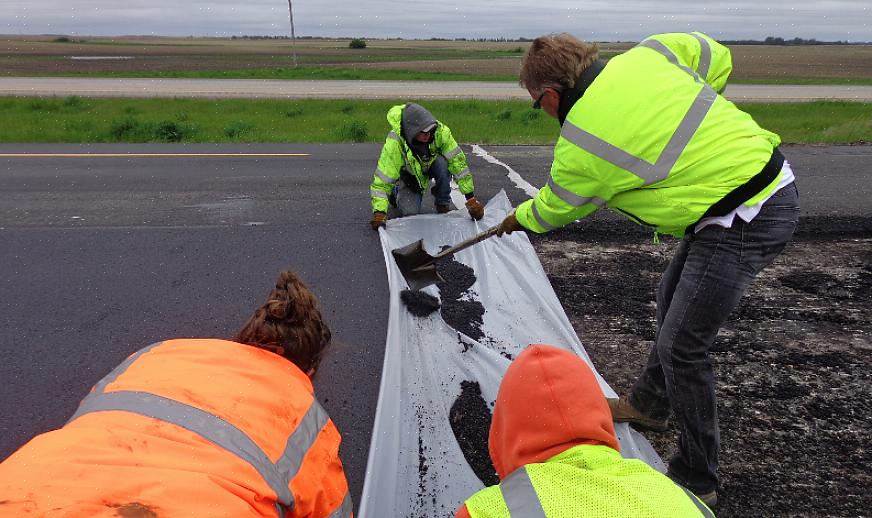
[455,344,713,518]
[0,270,352,518]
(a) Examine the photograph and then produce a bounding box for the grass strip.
[0,96,869,145]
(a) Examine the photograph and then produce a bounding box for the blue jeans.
[395,156,452,216]
[629,182,800,494]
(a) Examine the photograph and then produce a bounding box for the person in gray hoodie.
[369,102,483,230]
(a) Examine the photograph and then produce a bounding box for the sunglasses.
[532,90,548,110]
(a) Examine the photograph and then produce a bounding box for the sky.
[3,1,870,42]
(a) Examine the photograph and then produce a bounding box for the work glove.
[496,212,524,237]
[370,211,387,231]
[465,196,485,221]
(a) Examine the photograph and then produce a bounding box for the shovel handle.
[432,224,500,261]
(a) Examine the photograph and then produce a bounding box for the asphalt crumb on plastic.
[449,381,500,487]
[400,289,441,316]
[436,254,485,342]
[414,404,430,517]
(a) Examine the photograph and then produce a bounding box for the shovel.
[392,224,500,291]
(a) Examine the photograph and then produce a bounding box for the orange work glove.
[370,211,387,231]
[465,196,485,221]
[496,212,524,236]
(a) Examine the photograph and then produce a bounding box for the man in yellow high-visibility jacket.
[497,32,799,507]
[369,103,484,230]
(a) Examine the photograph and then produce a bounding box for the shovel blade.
[392,239,445,291]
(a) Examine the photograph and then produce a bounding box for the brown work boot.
[695,490,718,509]
[668,472,718,511]
[607,398,669,432]
[436,204,451,214]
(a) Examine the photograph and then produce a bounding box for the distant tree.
[349,38,367,49]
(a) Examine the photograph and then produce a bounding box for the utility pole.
[287,0,298,68]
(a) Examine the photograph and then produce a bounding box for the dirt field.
[2,36,871,82]
[530,213,871,517]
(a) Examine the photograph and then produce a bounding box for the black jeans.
[630,182,800,494]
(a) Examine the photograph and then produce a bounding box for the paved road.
[2,77,871,102]
[1,143,869,510]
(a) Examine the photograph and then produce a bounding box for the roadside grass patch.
[742,101,872,144]
[224,121,256,139]
[496,108,513,121]
[109,116,197,142]
[0,97,868,144]
[522,109,541,124]
[153,120,194,142]
[109,117,142,140]
[62,96,86,109]
[285,107,304,118]
[28,99,61,112]
[336,120,369,142]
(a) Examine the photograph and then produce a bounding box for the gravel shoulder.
[529,212,871,517]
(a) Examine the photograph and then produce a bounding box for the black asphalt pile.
[449,381,500,487]
[436,255,485,342]
[400,289,441,317]
[534,213,872,517]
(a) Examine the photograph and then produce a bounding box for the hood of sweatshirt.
[488,344,619,479]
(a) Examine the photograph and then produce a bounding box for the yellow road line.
[0,153,310,157]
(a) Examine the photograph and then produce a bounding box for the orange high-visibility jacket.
[0,339,352,518]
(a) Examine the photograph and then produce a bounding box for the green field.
[58,67,518,82]
[0,96,869,145]
[4,36,871,85]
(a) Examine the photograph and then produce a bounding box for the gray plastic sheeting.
[359,192,664,518]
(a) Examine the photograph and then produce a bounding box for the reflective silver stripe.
[531,201,558,231]
[69,390,295,508]
[443,146,462,160]
[387,131,401,142]
[679,487,716,518]
[374,167,396,185]
[502,466,547,518]
[560,43,717,185]
[66,342,336,518]
[371,189,389,199]
[561,122,658,180]
[81,341,163,400]
[638,39,702,82]
[691,33,712,80]
[326,491,354,518]
[453,167,471,180]
[276,400,329,481]
[653,86,717,180]
[546,177,606,208]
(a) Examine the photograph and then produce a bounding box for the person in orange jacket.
[455,344,713,517]
[0,270,352,518]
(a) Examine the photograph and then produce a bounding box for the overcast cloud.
[3,1,870,42]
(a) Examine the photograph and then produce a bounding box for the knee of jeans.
[397,196,421,216]
[429,157,449,177]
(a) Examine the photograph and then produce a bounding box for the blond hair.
[519,33,599,92]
